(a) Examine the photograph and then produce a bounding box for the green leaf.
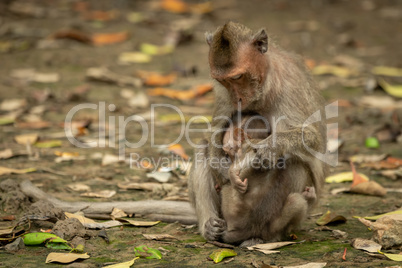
[365,137,380,149]
[362,209,402,220]
[134,245,162,259]
[209,249,237,264]
[46,241,72,250]
[378,251,402,261]
[34,140,62,148]
[23,233,67,245]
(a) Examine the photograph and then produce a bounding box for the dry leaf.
[65,212,96,224]
[0,98,27,111]
[83,10,119,22]
[359,96,402,109]
[359,215,402,248]
[283,263,327,268]
[147,83,213,101]
[0,166,36,176]
[103,257,139,267]
[119,219,160,227]
[91,32,129,46]
[349,154,387,164]
[0,149,14,159]
[127,91,149,109]
[168,144,189,160]
[34,140,62,148]
[361,209,402,221]
[350,181,387,197]
[111,208,127,219]
[102,154,121,166]
[67,183,91,192]
[325,172,369,184]
[86,67,142,87]
[316,210,347,226]
[143,234,178,241]
[117,182,161,191]
[380,168,402,180]
[118,52,151,64]
[140,43,174,55]
[51,29,92,43]
[248,241,297,252]
[136,71,177,86]
[378,79,402,98]
[45,252,90,264]
[80,190,116,198]
[146,172,172,183]
[352,238,382,253]
[84,220,123,229]
[378,251,402,262]
[160,0,189,13]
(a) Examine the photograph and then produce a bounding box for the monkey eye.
[231,74,243,80]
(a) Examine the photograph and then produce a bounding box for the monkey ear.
[252,29,268,54]
[205,32,213,46]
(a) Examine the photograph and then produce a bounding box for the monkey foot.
[204,217,227,241]
[302,186,316,202]
[239,238,263,248]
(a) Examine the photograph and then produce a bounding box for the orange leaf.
[160,0,189,13]
[147,83,213,101]
[386,157,402,166]
[137,71,177,86]
[168,144,189,160]
[350,161,369,187]
[91,32,129,46]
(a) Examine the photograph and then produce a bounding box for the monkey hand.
[229,168,248,194]
[302,186,316,205]
[204,217,227,241]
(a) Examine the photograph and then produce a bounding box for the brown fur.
[188,22,328,245]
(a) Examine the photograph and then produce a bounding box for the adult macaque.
[188,22,328,246]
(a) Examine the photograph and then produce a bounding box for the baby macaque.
[220,114,317,247]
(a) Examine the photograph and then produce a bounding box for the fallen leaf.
[16,121,51,129]
[110,208,127,219]
[102,154,122,166]
[84,220,123,229]
[361,209,402,220]
[359,95,402,109]
[359,215,402,248]
[378,251,402,262]
[0,98,27,111]
[209,248,237,263]
[34,140,62,148]
[147,83,213,100]
[86,67,142,88]
[0,116,15,125]
[0,149,14,159]
[325,172,369,184]
[350,181,387,197]
[119,219,160,227]
[118,52,151,63]
[134,245,162,259]
[45,252,90,264]
[283,263,327,268]
[104,257,139,267]
[91,31,129,46]
[137,71,177,86]
[143,234,177,241]
[23,232,67,246]
[380,168,402,180]
[83,10,119,22]
[316,210,347,226]
[160,0,189,13]
[349,154,387,164]
[248,241,297,252]
[372,66,402,77]
[65,212,96,224]
[352,238,381,253]
[140,43,174,55]
[312,65,357,78]
[14,133,39,145]
[127,91,149,109]
[168,143,189,160]
[33,73,60,83]
[67,183,91,192]
[80,190,116,198]
[51,29,92,44]
[0,167,36,176]
[146,172,172,183]
[378,79,402,98]
[117,182,164,191]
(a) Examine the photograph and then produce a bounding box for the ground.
[0,0,401,267]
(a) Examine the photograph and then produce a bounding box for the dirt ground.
[0,0,402,267]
